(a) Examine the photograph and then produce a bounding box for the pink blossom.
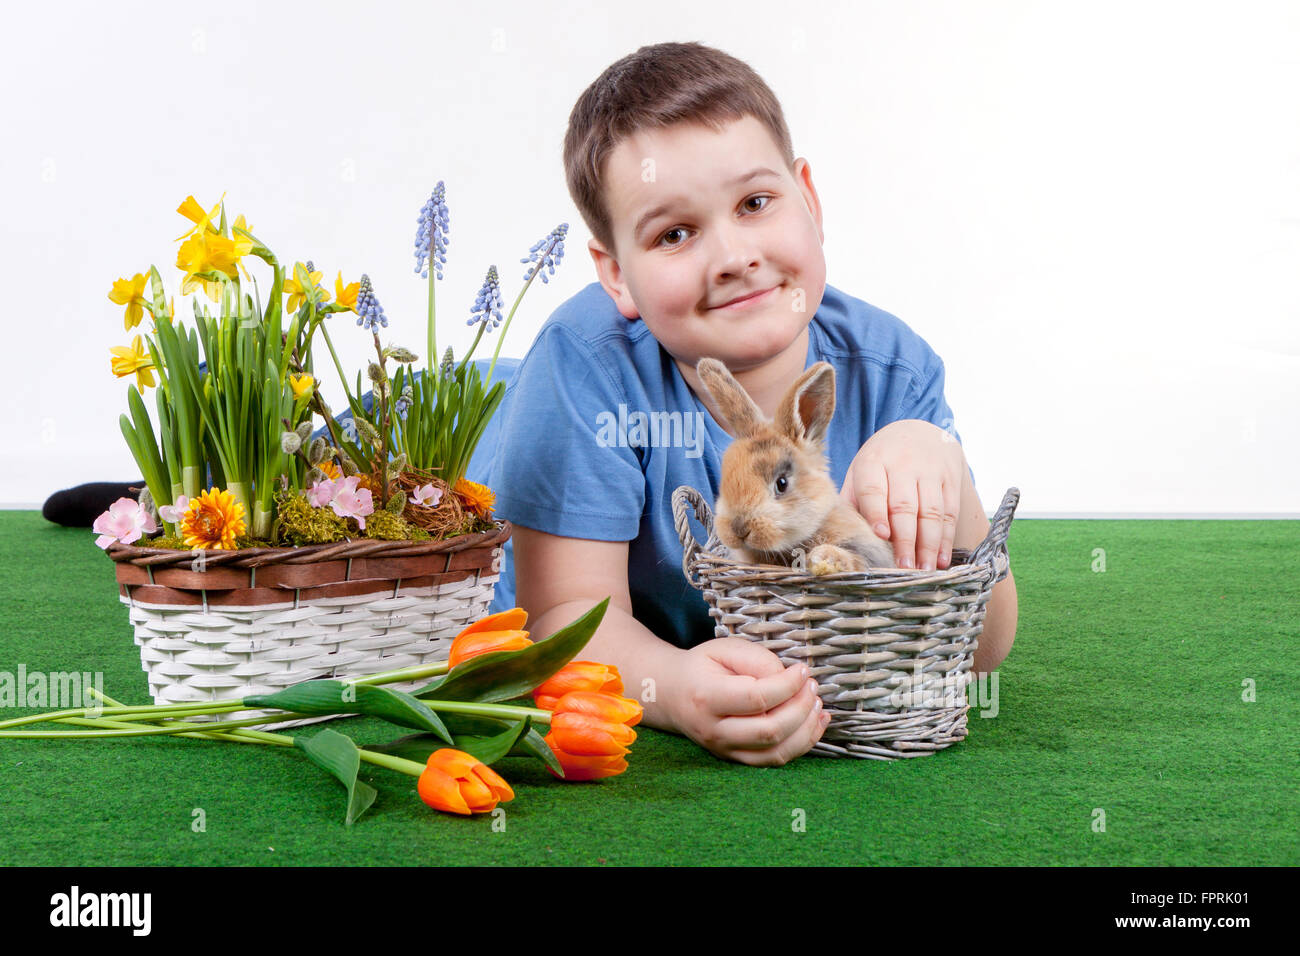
[411,482,442,508]
[328,476,374,530]
[306,478,336,508]
[92,496,158,549]
[157,494,191,524]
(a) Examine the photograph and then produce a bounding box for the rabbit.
[695,357,896,574]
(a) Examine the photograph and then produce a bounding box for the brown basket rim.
[105,519,512,569]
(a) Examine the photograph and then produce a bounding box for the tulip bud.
[417,749,514,815]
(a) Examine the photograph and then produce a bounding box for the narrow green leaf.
[293,729,378,826]
[244,681,453,744]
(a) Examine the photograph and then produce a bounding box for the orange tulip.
[417,749,515,815]
[548,710,638,758]
[456,606,528,639]
[543,733,629,781]
[552,690,642,728]
[532,661,624,710]
[448,629,532,669]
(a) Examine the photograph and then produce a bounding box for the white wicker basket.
[106,524,511,728]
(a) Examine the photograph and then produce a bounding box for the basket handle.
[968,486,1020,584]
[672,485,719,591]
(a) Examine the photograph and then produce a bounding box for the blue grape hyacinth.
[355,274,388,331]
[468,266,504,330]
[521,223,568,284]
[414,182,450,280]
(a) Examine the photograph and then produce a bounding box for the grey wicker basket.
[672,485,1019,759]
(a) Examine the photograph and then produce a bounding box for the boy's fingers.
[705,642,805,716]
[915,476,945,572]
[889,480,919,569]
[939,477,960,569]
[714,675,820,754]
[850,458,891,541]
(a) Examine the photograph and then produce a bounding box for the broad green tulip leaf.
[293,728,378,826]
[414,598,610,704]
[245,681,453,744]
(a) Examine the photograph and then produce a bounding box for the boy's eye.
[654,195,774,248]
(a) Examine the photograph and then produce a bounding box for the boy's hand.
[666,637,829,766]
[840,419,966,572]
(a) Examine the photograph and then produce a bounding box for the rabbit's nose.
[731,516,750,541]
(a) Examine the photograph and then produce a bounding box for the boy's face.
[588,115,826,383]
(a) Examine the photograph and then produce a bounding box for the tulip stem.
[66,688,429,778]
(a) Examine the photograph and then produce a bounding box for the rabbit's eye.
[774,474,789,495]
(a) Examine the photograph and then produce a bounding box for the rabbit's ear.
[695,358,764,438]
[776,361,836,448]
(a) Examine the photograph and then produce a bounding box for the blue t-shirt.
[472,281,973,650]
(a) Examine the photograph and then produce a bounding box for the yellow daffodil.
[335,272,360,312]
[110,335,156,390]
[175,193,226,242]
[108,273,150,330]
[176,231,255,302]
[285,263,328,313]
[290,373,315,400]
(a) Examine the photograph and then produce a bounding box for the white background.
[3,0,1297,515]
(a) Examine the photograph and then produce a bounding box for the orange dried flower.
[453,478,495,518]
[417,749,514,815]
[180,487,246,550]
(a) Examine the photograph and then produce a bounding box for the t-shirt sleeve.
[903,352,977,489]
[487,325,645,540]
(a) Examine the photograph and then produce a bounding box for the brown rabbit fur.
[695,357,895,574]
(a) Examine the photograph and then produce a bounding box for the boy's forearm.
[528,599,684,734]
[972,571,1017,675]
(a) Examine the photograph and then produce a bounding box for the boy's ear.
[589,238,640,320]
[776,361,836,448]
[695,358,764,439]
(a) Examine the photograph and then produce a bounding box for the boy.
[482,42,1017,767]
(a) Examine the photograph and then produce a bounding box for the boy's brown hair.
[563,41,796,257]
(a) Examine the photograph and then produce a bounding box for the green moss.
[362,509,418,540]
[272,489,349,546]
[142,533,188,550]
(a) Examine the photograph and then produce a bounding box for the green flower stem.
[427,258,437,377]
[0,700,249,731]
[411,699,550,723]
[318,322,356,408]
[486,232,560,383]
[0,663,459,732]
[79,688,427,778]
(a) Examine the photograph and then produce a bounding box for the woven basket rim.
[105,519,512,569]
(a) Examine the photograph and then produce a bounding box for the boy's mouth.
[709,283,781,311]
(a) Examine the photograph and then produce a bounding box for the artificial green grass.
[1,511,1296,866]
